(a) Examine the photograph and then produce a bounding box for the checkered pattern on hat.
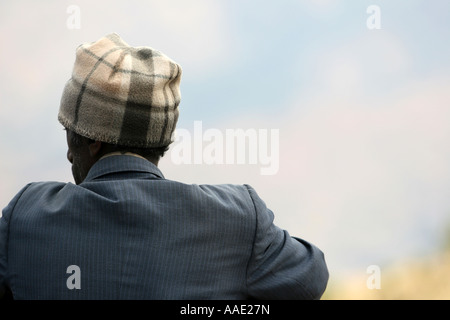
[58,33,182,148]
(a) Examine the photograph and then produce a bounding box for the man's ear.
[88,141,103,158]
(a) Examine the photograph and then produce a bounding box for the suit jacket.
[0,155,328,299]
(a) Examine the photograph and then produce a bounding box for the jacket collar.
[83,154,165,182]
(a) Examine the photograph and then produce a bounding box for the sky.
[1,0,450,287]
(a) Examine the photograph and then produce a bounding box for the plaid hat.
[58,33,182,148]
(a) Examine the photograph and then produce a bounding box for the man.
[0,33,328,299]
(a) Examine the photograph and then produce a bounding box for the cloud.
[73,0,235,73]
[273,73,450,273]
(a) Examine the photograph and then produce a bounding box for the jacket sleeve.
[0,184,31,299]
[245,185,329,300]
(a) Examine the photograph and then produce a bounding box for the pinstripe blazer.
[0,155,328,300]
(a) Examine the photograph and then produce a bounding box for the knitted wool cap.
[58,33,182,148]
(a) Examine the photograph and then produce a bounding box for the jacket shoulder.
[19,181,69,197]
[195,183,257,210]
[3,181,70,214]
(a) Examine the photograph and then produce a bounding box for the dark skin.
[66,130,159,185]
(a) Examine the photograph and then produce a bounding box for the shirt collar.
[83,154,165,182]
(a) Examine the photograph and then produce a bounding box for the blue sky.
[1,1,450,287]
